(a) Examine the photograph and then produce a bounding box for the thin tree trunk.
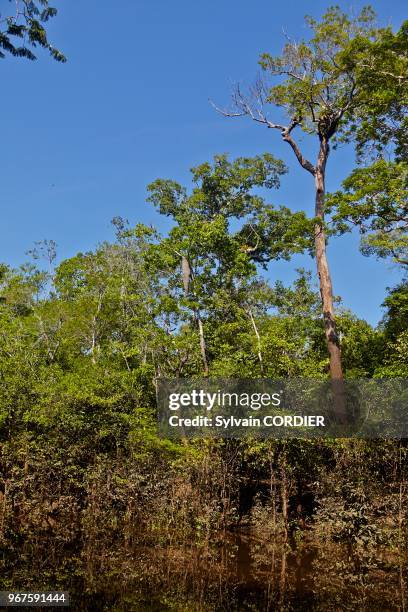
[0,480,8,537]
[279,547,287,608]
[90,291,103,365]
[315,138,346,420]
[247,308,264,374]
[180,254,209,377]
[314,139,343,380]
[181,256,191,295]
[281,127,345,386]
[197,316,209,377]
[269,447,276,531]
[280,449,288,542]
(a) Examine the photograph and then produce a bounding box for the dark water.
[72,529,406,611]
[2,529,406,611]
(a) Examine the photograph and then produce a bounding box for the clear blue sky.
[1,0,406,324]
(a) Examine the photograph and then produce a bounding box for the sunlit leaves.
[258,6,395,141]
[329,160,408,266]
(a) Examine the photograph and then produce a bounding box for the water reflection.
[75,528,406,611]
[2,528,406,610]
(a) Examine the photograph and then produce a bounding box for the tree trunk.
[315,138,346,420]
[314,139,343,379]
[280,462,288,542]
[247,308,264,374]
[181,256,191,296]
[180,254,209,377]
[197,317,209,377]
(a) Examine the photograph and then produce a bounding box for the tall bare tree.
[213,6,388,390]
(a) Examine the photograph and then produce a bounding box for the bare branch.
[211,83,316,175]
[210,81,287,130]
[209,98,247,119]
[282,120,316,175]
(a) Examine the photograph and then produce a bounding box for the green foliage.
[147,153,313,292]
[261,4,408,156]
[219,6,407,383]
[0,152,400,454]
[258,6,384,141]
[1,5,407,605]
[381,280,408,340]
[373,280,408,376]
[324,17,407,268]
[147,153,287,220]
[343,19,408,160]
[329,160,408,266]
[0,0,65,62]
[0,161,407,609]
[145,155,318,378]
[336,312,383,377]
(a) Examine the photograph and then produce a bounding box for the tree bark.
[181,254,209,377]
[315,137,346,420]
[280,452,288,543]
[314,138,343,381]
[181,256,191,296]
[247,308,264,374]
[198,317,209,377]
[281,128,344,386]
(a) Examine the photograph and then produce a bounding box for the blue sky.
[1,0,406,324]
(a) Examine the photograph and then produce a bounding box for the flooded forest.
[1,3,407,611]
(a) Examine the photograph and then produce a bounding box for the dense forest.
[0,3,407,611]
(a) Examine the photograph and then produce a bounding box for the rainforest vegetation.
[0,3,407,611]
